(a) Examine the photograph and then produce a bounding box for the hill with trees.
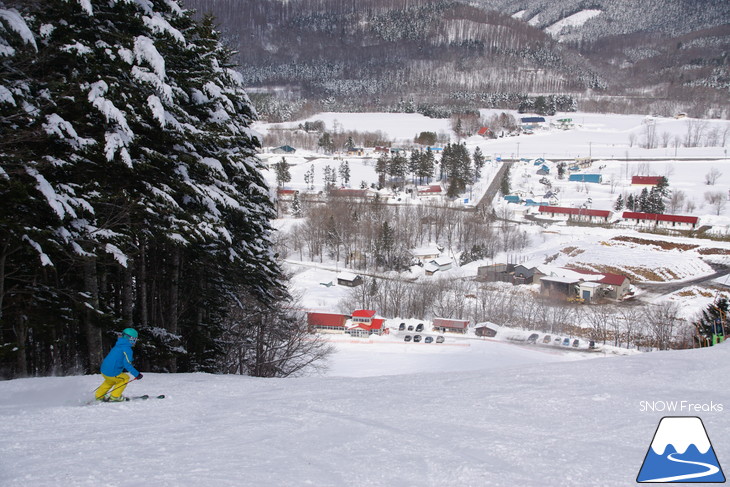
[181,0,729,120]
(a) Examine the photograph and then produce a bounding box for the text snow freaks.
[640,401,724,413]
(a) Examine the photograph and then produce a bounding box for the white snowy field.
[1,339,728,486]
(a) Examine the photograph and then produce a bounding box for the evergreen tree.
[472,147,486,181]
[375,153,388,188]
[0,0,290,377]
[318,132,334,153]
[344,136,355,152]
[615,194,624,211]
[417,149,435,184]
[275,158,291,187]
[626,194,636,211]
[694,299,729,347]
[638,188,650,212]
[338,160,350,186]
[291,192,302,218]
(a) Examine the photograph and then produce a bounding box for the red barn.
[631,176,664,186]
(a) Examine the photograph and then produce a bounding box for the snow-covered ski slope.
[1,339,728,487]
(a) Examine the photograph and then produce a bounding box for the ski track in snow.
[1,341,729,486]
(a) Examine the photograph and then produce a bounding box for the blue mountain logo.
[637,416,726,483]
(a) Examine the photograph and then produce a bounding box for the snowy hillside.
[2,339,728,486]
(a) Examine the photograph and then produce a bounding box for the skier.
[95,328,143,402]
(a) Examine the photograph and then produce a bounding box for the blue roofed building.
[568,174,603,183]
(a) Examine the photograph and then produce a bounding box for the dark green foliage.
[694,298,729,346]
[0,0,284,378]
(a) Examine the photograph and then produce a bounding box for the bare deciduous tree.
[704,167,722,185]
[643,302,682,350]
[704,191,726,215]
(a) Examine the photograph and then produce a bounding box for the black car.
[407,325,414,331]
[404,335,412,342]
[572,339,580,347]
[415,323,424,332]
[425,336,433,343]
[413,335,422,343]
[398,323,406,331]
[527,333,539,344]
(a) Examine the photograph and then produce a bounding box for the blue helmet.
[122,328,138,345]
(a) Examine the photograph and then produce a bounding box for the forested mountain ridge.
[182,0,729,120]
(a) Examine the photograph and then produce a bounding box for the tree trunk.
[167,246,180,372]
[138,239,148,328]
[15,312,28,377]
[83,257,103,371]
[122,261,134,327]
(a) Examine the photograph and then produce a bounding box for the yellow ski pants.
[95,373,130,400]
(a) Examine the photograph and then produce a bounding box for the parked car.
[425,336,433,343]
[415,323,424,332]
[404,335,412,342]
[436,336,445,343]
[589,340,596,349]
[554,337,562,345]
[542,335,552,344]
[562,338,571,346]
[407,325,414,331]
[398,323,405,331]
[527,333,539,344]
[413,335,422,343]
[572,339,580,348]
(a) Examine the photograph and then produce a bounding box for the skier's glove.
[136,373,143,380]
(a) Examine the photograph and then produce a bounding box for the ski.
[130,394,166,400]
[87,394,165,405]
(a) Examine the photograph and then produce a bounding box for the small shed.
[477,127,493,138]
[578,281,603,302]
[475,326,497,337]
[477,263,514,283]
[432,318,470,334]
[513,265,542,285]
[540,276,580,300]
[272,145,296,154]
[337,272,363,287]
[425,257,452,275]
[411,247,441,262]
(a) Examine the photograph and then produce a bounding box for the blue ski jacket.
[100,336,141,378]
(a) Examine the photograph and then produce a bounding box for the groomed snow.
[2,339,728,486]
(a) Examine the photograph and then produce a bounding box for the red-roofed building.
[432,318,470,334]
[477,127,493,138]
[537,206,612,224]
[347,310,387,337]
[622,211,699,230]
[631,176,664,186]
[307,312,348,333]
[417,185,443,197]
[329,188,375,200]
[569,269,631,300]
[276,188,298,200]
[307,310,387,337]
